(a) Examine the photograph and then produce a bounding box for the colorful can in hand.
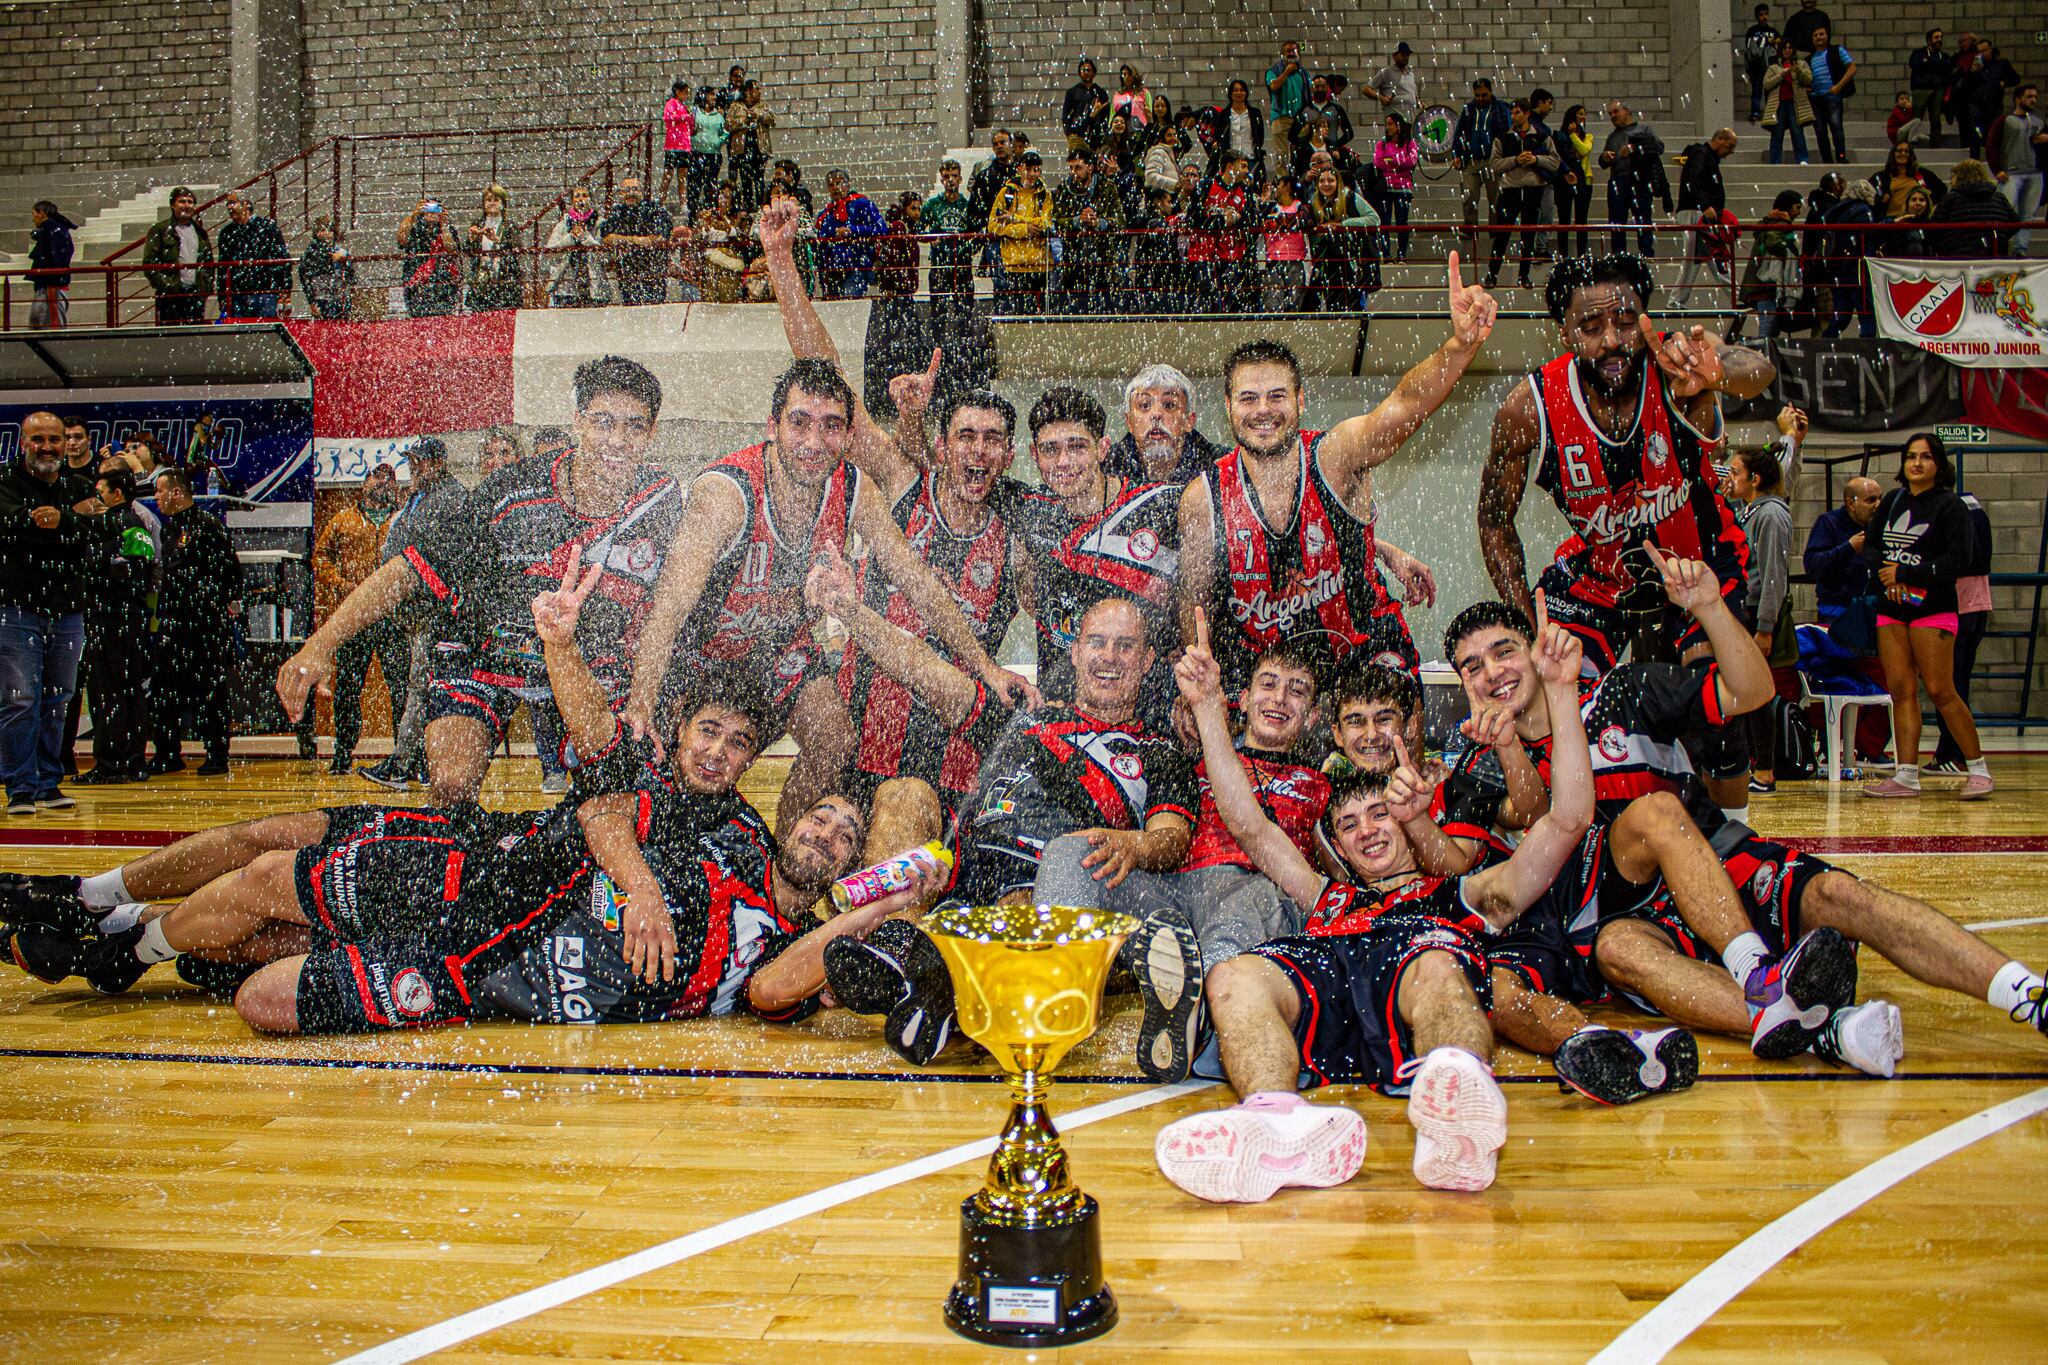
[830,839,954,914]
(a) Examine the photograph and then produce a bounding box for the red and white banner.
[1868,258,2048,367]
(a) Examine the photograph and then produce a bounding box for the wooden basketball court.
[1,757,2044,1362]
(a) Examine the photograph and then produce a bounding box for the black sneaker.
[1,890,98,939]
[148,755,186,775]
[823,919,920,1016]
[880,924,957,1067]
[6,924,87,983]
[176,955,259,999]
[0,872,81,915]
[1130,914,1204,1083]
[74,768,127,786]
[1554,1026,1700,1105]
[196,760,230,777]
[1746,927,1860,1060]
[327,756,353,776]
[76,925,151,994]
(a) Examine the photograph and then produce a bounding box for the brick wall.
[1725,0,2045,127]
[980,1,1676,132]
[0,0,231,175]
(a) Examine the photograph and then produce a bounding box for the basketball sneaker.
[1810,999,1905,1078]
[0,886,98,939]
[1404,1047,1508,1192]
[1129,914,1204,1084]
[879,924,958,1067]
[1958,773,1995,800]
[1553,1025,1700,1105]
[5,924,150,994]
[2016,981,2048,1037]
[176,955,261,1000]
[822,919,922,1015]
[1154,1093,1368,1203]
[1745,927,1859,1059]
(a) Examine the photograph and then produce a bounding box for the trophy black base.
[943,1194,1117,1347]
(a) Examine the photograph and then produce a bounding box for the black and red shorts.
[294,807,476,946]
[424,637,630,751]
[292,937,476,1034]
[1721,832,1842,957]
[1248,918,1491,1095]
[1538,550,1750,675]
[1487,900,1606,1005]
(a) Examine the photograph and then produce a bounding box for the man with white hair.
[1105,363,1228,485]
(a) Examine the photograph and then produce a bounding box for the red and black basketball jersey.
[679,442,861,664]
[1184,748,1331,872]
[841,471,1021,796]
[1205,432,1407,692]
[406,450,682,672]
[1303,876,1490,938]
[970,707,1198,861]
[1527,350,1748,608]
[1013,479,1181,688]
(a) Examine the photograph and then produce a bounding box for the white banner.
[1867,258,2048,367]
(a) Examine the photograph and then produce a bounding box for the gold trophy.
[925,901,1139,1348]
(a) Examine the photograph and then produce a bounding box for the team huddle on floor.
[4,199,2044,1201]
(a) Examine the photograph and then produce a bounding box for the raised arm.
[277,555,420,722]
[1383,737,1480,877]
[533,558,624,763]
[577,796,679,987]
[1175,608,1327,909]
[1174,477,1218,648]
[804,545,980,728]
[1477,379,1540,623]
[1645,541,1773,717]
[1637,314,1775,432]
[622,471,749,745]
[1317,254,1497,487]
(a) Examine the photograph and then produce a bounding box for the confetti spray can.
[830,839,954,913]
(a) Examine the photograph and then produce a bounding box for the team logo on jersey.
[624,538,657,573]
[1645,433,1671,470]
[391,968,434,1018]
[1597,724,1629,762]
[1749,862,1778,906]
[1886,274,1966,339]
[1111,753,1144,781]
[1303,522,1328,556]
[969,558,997,589]
[1409,927,1464,950]
[774,646,811,680]
[1372,650,1409,669]
[1129,529,1159,561]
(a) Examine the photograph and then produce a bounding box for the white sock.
[1724,931,1769,986]
[1968,756,1991,778]
[96,903,149,934]
[1893,764,1921,790]
[135,919,180,964]
[1721,804,1750,826]
[1988,961,2044,1017]
[79,868,131,908]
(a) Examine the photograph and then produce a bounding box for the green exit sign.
[1935,424,1988,444]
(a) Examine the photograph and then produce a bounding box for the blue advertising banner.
[0,388,314,502]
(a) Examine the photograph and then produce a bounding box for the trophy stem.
[974,1051,1086,1225]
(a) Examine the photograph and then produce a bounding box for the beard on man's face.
[1576,346,1646,400]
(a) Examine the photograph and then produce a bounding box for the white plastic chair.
[1796,670,1895,783]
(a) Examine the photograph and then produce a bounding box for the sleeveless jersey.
[1303,876,1489,938]
[842,471,1021,798]
[680,442,861,666]
[1206,431,1408,691]
[1184,748,1331,872]
[1528,350,1747,608]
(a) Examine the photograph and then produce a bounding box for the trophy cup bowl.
[925,902,1139,1348]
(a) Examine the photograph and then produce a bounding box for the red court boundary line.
[0,829,182,847]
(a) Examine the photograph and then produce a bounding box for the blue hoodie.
[29,211,76,290]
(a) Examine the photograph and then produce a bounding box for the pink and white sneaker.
[1861,777,1920,799]
[1403,1048,1508,1192]
[1154,1092,1368,1203]
[1958,772,1995,800]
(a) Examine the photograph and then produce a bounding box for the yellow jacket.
[989,181,1053,272]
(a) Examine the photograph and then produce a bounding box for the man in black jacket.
[75,471,157,785]
[1063,60,1109,154]
[216,192,292,317]
[148,469,242,776]
[28,201,74,329]
[0,411,102,814]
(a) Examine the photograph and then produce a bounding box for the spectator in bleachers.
[312,465,408,776]
[545,184,608,308]
[1743,6,1780,122]
[1805,474,1880,621]
[1928,159,2018,256]
[1527,89,1561,261]
[142,188,213,324]
[1601,101,1664,256]
[1360,41,1419,124]
[1959,39,2017,160]
[463,184,522,313]
[1106,363,1222,484]
[1909,29,1950,146]
[216,191,291,318]
[601,176,678,305]
[1950,33,1985,157]
[1734,190,1803,340]
[1487,100,1557,290]
[1726,443,1793,793]
[696,182,749,303]
[1307,165,1379,310]
[1556,105,1595,256]
[1190,149,1256,312]
[1807,25,1857,165]
[1113,66,1153,129]
[812,170,885,299]
[1373,113,1418,261]
[659,79,694,214]
[1053,147,1126,313]
[1143,125,1185,199]
[0,412,96,814]
[1763,38,1816,164]
[1987,83,2044,256]
[1886,91,1922,147]
[1873,141,1946,217]
[1879,185,1936,257]
[1930,487,1994,775]
[1783,0,1828,55]
[990,149,1054,313]
[772,160,812,213]
[971,130,1019,223]
[147,468,240,777]
[59,417,91,477]
[922,160,976,299]
[1258,176,1310,312]
[1820,179,1876,338]
[1290,108,1351,182]
[726,80,774,212]
[1302,74,1352,157]
[875,193,921,298]
[1100,145,1144,224]
[689,88,728,224]
[1266,40,1308,149]
[1065,59,1109,154]
[27,200,74,330]
[1218,80,1268,183]
[75,467,155,786]
[1454,79,1511,257]
[1673,128,1738,307]
[299,218,354,320]
[395,199,462,318]
[719,65,746,110]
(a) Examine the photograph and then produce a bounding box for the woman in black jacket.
[1862,432,1992,800]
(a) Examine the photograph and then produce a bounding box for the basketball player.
[1175,257,1497,709]
[1476,253,1775,820]
[1153,600,1596,1199]
[277,356,684,806]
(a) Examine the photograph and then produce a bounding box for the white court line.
[335,1078,1211,1365]
[1588,1086,2048,1365]
[1963,915,2048,932]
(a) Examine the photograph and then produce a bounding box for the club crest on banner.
[1886,275,1964,339]
[1869,259,2048,367]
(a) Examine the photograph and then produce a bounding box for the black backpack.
[1775,699,1818,780]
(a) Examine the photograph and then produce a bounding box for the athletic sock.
[1721,804,1750,826]
[1988,961,2045,1018]
[1967,756,1991,778]
[135,920,180,964]
[79,868,131,908]
[1724,931,1770,988]
[1892,764,1921,790]
[96,903,149,934]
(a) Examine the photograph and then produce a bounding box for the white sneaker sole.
[1155,1105,1367,1204]
[1839,1001,1906,1078]
[1407,1053,1507,1192]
